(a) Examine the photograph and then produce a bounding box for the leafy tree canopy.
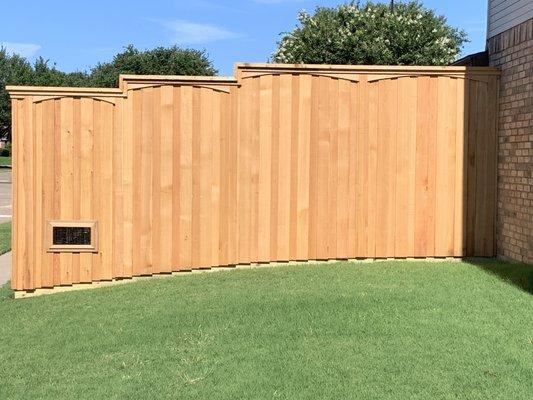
[89,45,217,87]
[272,1,468,65]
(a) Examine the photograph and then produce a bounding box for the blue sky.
[1,0,488,76]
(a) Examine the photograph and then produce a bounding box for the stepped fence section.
[8,63,500,291]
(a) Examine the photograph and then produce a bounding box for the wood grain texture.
[9,66,499,290]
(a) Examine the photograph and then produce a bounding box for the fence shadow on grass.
[465,258,533,295]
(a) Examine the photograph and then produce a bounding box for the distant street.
[0,169,12,223]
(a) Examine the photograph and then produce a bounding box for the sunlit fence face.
[7,64,500,291]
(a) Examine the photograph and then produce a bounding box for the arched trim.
[240,71,359,83]
[32,96,118,105]
[127,83,232,94]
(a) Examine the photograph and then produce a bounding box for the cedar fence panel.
[7,64,500,291]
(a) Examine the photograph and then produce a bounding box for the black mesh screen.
[52,227,91,245]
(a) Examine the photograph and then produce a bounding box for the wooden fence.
[7,63,500,291]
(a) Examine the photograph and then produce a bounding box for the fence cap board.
[234,62,501,74]
[6,85,125,100]
[234,63,500,82]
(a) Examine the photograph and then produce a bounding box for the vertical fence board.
[355,78,368,256]
[71,99,81,284]
[307,76,319,260]
[269,76,280,261]
[296,74,311,260]
[122,95,133,277]
[375,79,397,257]
[11,100,18,289]
[160,86,173,272]
[395,78,417,257]
[366,82,378,257]
[33,101,43,288]
[113,98,124,278]
[454,79,467,257]
[100,101,114,280]
[53,99,61,285]
[171,87,181,269]
[42,100,55,287]
[79,98,94,282]
[151,87,162,273]
[327,79,339,259]
[132,91,142,275]
[258,76,272,262]
[199,88,213,268]
[289,75,299,260]
[277,74,292,261]
[59,97,73,284]
[317,76,330,259]
[179,86,193,269]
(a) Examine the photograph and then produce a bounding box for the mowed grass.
[0,156,11,167]
[0,259,532,400]
[0,221,12,254]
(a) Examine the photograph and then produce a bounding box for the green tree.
[32,57,89,87]
[272,1,468,65]
[89,45,217,87]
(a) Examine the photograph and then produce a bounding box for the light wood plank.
[435,77,457,256]
[132,90,143,275]
[171,87,181,268]
[42,100,56,287]
[80,98,94,281]
[289,75,299,260]
[277,74,292,261]
[34,101,43,288]
[316,76,330,259]
[328,78,339,259]
[269,76,280,261]
[140,88,153,273]
[100,101,114,279]
[296,74,311,260]
[199,88,213,268]
[59,97,73,284]
[258,75,273,262]
[180,86,193,269]
[337,79,350,258]
[366,82,378,257]
[395,78,417,257]
[151,87,162,273]
[160,85,173,271]
[71,98,81,283]
[122,94,133,276]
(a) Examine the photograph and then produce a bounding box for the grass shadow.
[0,281,13,301]
[465,257,533,295]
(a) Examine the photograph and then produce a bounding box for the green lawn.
[0,156,11,167]
[0,221,11,255]
[0,259,532,400]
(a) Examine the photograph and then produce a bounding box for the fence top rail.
[234,62,501,75]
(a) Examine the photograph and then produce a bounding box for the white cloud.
[0,42,41,57]
[159,19,241,44]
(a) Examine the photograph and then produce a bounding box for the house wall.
[488,18,533,264]
[487,0,533,39]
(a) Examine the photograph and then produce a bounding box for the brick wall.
[488,18,533,264]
